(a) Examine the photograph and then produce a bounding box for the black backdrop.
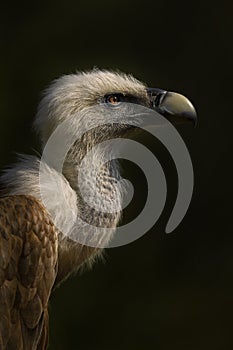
[1,1,233,349]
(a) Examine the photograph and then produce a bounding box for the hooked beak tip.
[147,88,197,127]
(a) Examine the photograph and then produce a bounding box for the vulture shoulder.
[0,195,58,350]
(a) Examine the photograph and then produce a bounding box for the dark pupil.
[110,95,119,103]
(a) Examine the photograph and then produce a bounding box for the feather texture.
[0,195,58,349]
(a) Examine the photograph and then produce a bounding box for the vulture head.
[35,70,196,145]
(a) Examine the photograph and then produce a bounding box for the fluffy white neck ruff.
[0,154,78,234]
[0,152,122,248]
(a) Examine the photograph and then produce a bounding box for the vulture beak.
[147,88,197,127]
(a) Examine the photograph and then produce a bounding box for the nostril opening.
[154,92,166,107]
[146,88,167,108]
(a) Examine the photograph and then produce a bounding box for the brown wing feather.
[0,195,58,350]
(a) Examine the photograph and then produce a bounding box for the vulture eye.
[105,94,123,105]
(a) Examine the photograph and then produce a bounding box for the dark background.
[0,1,233,349]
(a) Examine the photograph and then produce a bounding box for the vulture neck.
[62,142,122,229]
[53,143,123,287]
